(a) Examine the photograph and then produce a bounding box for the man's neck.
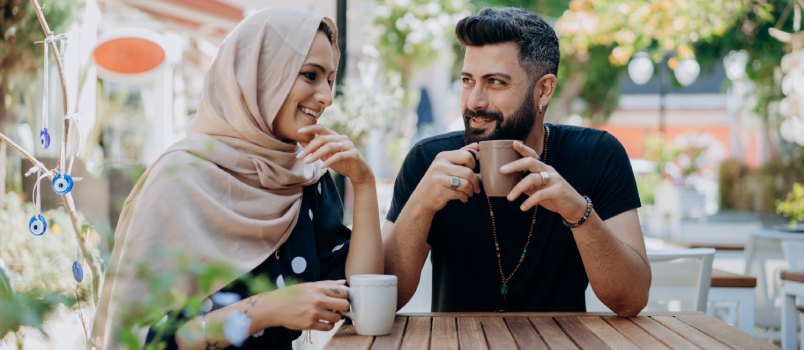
[523,122,546,157]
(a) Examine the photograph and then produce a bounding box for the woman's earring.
[538,103,543,114]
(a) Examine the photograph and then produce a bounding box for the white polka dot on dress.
[318,182,322,194]
[308,209,313,221]
[291,256,307,274]
[331,243,345,252]
[276,274,285,289]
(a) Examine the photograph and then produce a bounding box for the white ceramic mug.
[342,274,397,336]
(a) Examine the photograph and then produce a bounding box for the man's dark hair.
[455,7,559,81]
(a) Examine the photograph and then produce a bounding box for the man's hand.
[499,140,587,222]
[409,143,481,213]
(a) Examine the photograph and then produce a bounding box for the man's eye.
[301,72,316,80]
[461,77,472,85]
[489,79,504,86]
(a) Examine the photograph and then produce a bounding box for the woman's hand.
[297,125,374,185]
[261,280,350,332]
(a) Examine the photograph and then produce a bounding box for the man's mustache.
[463,108,503,123]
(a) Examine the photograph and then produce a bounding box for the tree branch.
[0,0,102,306]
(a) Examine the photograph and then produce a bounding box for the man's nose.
[466,85,488,111]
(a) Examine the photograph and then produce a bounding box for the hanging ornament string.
[37,34,54,149]
[65,113,82,174]
[51,114,82,196]
[36,33,67,150]
[72,233,84,283]
[27,165,52,236]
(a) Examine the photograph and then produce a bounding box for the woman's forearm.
[176,294,275,350]
[345,175,384,280]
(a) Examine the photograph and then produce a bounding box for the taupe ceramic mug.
[479,140,523,197]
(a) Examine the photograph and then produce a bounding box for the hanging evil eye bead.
[52,173,74,195]
[72,260,84,283]
[28,214,47,236]
[39,128,51,149]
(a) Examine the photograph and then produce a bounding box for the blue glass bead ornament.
[28,214,47,236]
[52,173,74,195]
[39,128,51,149]
[72,260,83,283]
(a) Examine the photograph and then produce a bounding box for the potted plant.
[776,182,804,231]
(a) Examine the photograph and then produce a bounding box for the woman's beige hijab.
[92,7,339,347]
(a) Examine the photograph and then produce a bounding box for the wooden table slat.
[528,317,579,350]
[371,316,408,350]
[458,317,489,350]
[711,269,757,288]
[578,316,640,350]
[554,317,609,349]
[504,317,548,349]
[651,315,730,350]
[603,317,670,350]
[675,313,778,350]
[630,316,701,349]
[400,317,432,350]
[480,317,518,350]
[781,270,804,283]
[324,322,374,350]
[430,317,458,350]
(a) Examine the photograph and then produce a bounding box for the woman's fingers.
[298,124,335,137]
[301,138,354,164]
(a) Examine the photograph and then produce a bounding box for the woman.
[92,7,383,349]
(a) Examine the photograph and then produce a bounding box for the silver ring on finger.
[449,176,460,190]
[337,141,343,152]
[539,171,550,186]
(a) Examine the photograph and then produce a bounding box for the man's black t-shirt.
[386,124,641,312]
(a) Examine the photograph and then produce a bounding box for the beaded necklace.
[485,124,549,311]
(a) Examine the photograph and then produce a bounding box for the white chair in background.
[781,240,804,350]
[587,248,715,312]
[745,230,804,339]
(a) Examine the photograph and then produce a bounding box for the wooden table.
[781,271,804,350]
[324,312,777,349]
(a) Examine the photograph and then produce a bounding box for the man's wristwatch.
[562,195,593,228]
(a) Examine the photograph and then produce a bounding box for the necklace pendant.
[500,283,508,296]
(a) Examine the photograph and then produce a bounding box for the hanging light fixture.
[627,51,654,85]
[674,58,700,86]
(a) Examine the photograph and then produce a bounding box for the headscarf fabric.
[92,7,339,347]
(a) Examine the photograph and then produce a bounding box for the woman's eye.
[301,72,317,80]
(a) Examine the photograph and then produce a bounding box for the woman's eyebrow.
[303,63,333,74]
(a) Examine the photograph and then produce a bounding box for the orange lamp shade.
[93,37,166,75]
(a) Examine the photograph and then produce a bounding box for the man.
[382,7,650,316]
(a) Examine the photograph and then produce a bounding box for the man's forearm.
[382,195,435,309]
[570,210,650,316]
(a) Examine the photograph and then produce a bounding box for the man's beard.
[462,89,536,145]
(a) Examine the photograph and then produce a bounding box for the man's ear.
[533,74,557,109]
